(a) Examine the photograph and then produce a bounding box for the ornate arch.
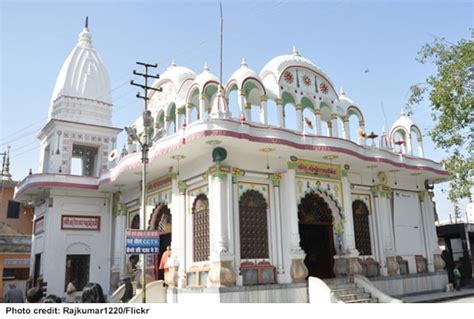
[346,105,365,123]
[148,203,172,233]
[298,188,344,234]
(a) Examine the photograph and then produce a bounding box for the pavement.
[401,287,474,303]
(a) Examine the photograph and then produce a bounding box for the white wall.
[393,191,424,271]
[37,190,112,297]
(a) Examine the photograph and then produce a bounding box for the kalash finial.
[292,46,300,56]
[85,16,89,29]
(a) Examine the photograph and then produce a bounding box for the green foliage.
[407,32,474,202]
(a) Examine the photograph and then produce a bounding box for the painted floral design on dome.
[302,75,311,86]
[283,70,294,84]
[320,82,329,94]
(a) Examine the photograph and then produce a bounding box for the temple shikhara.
[14,19,450,303]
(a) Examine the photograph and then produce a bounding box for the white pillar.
[207,168,236,287]
[185,103,192,125]
[271,175,285,281]
[176,109,183,130]
[419,192,434,272]
[276,98,284,128]
[327,122,333,137]
[165,116,171,132]
[199,94,206,120]
[372,187,396,275]
[260,96,268,124]
[315,109,322,135]
[341,175,358,256]
[331,113,338,137]
[406,135,413,155]
[176,178,187,288]
[343,118,350,140]
[238,90,245,119]
[418,138,424,157]
[295,104,303,132]
[232,179,241,282]
[244,101,251,122]
[359,121,366,146]
[281,163,307,283]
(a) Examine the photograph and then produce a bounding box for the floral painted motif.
[303,75,312,86]
[283,70,294,84]
[320,82,329,94]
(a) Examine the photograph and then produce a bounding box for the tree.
[407,32,473,202]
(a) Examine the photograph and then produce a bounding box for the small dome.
[390,110,415,133]
[158,60,196,92]
[227,58,261,88]
[338,87,356,107]
[191,63,219,91]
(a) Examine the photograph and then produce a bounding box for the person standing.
[66,279,77,303]
[453,264,462,291]
[3,283,24,303]
[159,245,172,282]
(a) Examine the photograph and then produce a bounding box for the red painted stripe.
[99,127,448,187]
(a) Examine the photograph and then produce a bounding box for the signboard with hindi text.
[125,229,160,254]
[295,159,340,180]
[61,215,101,231]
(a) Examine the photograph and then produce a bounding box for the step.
[337,292,371,302]
[345,297,379,304]
[331,287,365,296]
[324,277,354,285]
[328,283,359,290]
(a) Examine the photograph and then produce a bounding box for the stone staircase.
[324,277,379,303]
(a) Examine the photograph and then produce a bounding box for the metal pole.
[141,144,147,303]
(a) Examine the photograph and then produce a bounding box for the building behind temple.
[14,19,450,302]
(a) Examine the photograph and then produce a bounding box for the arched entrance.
[148,203,172,280]
[298,191,336,279]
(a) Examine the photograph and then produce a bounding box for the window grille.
[239,190,269,259]
[193,194,209,262]
[352,200,372,256]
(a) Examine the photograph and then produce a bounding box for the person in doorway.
[3,283,24,303]
[126,255,139,282]
[159,245,172,282]
[453,264,462,291]
[26,287,43,303]
[66,279,77,303]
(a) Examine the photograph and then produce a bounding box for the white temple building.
[15,20,449,302]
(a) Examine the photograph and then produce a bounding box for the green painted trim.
[270,173,282,187]
[287,161,297,170]
[370,184,393,198]
[178,181,187,194]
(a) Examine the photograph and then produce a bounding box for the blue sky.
[0,0,472,220]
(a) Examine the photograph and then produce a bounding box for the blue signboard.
[126,229,160,254]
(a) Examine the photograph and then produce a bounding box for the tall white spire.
[48,17,113,126]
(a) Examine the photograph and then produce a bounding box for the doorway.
[298,191,336,279]
[148,203,172,280]
[65,254,90,291]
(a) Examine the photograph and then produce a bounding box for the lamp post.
[126,61,163,303]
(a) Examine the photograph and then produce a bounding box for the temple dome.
[191,63,219,91]
[158,61,196,93]
[227,59,261,88]
[390,110,416,133]
[48,19,113,126]
[259,47,321,80]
